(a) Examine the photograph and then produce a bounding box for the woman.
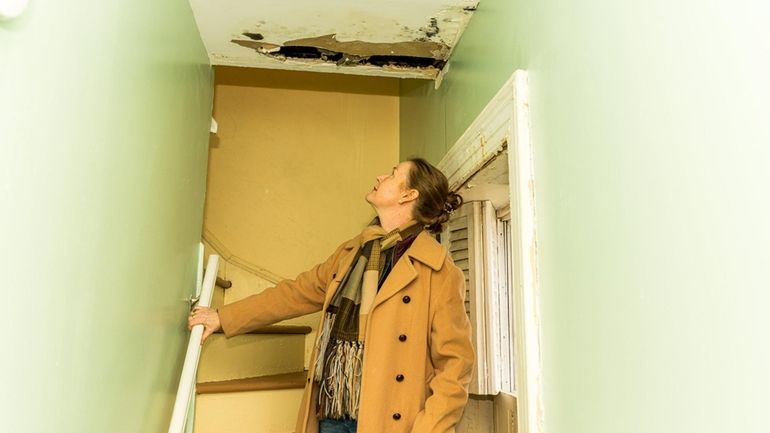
[189,158,474,433]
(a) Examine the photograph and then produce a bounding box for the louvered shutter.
[442,201,491,394]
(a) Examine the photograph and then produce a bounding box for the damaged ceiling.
[189,0,479,79]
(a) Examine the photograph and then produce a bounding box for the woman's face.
[365,161,415,210]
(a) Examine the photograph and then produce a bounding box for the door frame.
[436,70,543,433]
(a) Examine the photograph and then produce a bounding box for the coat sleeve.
[217,238,354,337]
[409,262,475,433]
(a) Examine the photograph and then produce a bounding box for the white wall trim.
[202,229,285,284]
[439,70,543,433]
[508,70,544,433]
[437,75,514,191]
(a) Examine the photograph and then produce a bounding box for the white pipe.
[195,243,204,299]
[168,254,220,433]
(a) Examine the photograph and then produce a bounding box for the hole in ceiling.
[231,34,449,72]
[242,32,264,41]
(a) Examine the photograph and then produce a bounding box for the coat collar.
[342,230,446,271]
[403,231,446,271]
[337,230,447,312]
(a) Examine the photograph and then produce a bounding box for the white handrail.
[167,254,220,433]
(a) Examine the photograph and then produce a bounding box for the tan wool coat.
[218,230,474,433]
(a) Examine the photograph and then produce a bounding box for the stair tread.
[197,371,308,395]
[214,325,312,335]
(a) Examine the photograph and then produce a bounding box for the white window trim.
[437,70,543,433]
[492,214,515,393]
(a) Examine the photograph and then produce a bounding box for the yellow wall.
[203,65,399,320]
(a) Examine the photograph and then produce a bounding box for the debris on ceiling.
[190,0,480,79]
[231,33,450,70]
[460,149,510,210]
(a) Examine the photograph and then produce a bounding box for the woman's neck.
[377,211,417,232]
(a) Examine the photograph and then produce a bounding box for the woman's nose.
[376,175,386,182]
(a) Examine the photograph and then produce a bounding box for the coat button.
[396,374,404,382]
[393,413,402,420]
[398,334,407,342]
[402,295,411,304]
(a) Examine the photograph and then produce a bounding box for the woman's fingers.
[187,308,204,330]
[201,326,215,344]
[187,307,222,344]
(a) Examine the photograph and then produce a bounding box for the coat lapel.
[370,231,446,311]
[372,256,417,310]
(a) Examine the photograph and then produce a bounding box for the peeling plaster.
[189,0,479,79]
[419,18,440,39]
[232,33,449,70]
[242,32,264,41]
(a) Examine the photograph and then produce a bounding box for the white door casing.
[436,70,543,433]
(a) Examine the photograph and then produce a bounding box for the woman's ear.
[399,189,419,204]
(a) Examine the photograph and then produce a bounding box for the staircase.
[193,249,319,433]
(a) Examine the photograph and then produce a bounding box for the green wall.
[0,2,212,432]
[401,1,770,432]
[400,0,517,162]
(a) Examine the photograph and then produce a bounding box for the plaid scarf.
[313,222,423,420]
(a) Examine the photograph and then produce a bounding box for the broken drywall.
[232,33,450,70]
[190,0,479,79]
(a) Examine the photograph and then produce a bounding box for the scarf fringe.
[313,311,336,382]
[317,340,364,420]
[312,223,422,420]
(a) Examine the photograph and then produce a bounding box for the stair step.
[195,388,303,433]
[197,371,308,394]
[198,333,305,383]
[213,324,312,335]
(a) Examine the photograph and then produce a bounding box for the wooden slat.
[450,228,469,240]
[197,371,308,395]
[451,249,469,261]
[448,217,468,231]
[450,239,469,252]
[213,325,312,335]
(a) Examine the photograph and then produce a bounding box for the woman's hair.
[406,157,464,234]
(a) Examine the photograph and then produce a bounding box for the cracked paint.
[232,33,449,71]
[190,0,479,79]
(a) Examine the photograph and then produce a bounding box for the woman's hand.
[188,306,222,344]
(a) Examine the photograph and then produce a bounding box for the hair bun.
[426,192,464,234]
[406,157,463,234]
[444,192,463,215]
